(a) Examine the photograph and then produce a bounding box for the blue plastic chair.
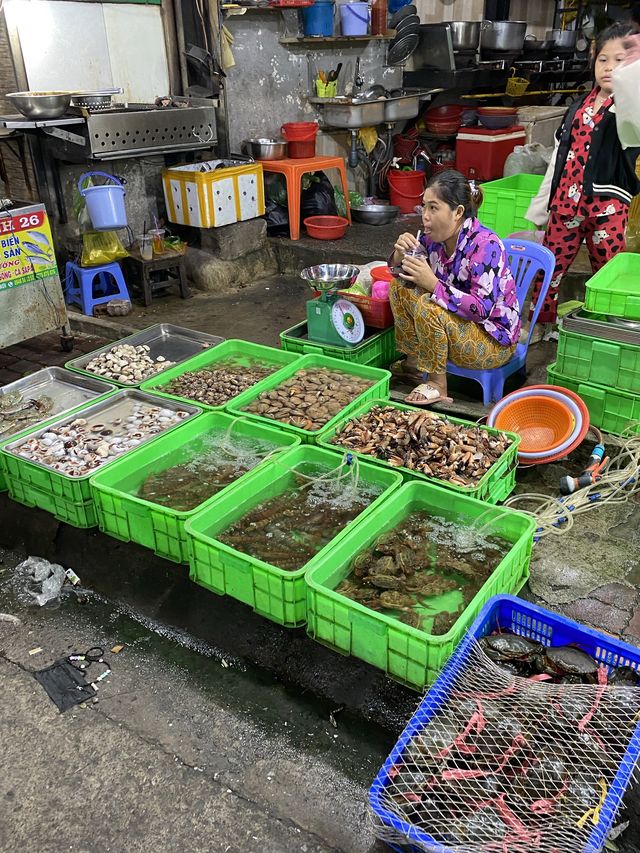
[446,239,556,405]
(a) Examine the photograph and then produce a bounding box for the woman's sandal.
[404,383,453,408]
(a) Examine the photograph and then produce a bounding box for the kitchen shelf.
[279,34,394,44]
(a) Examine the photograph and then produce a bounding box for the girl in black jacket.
[529,23,640,325]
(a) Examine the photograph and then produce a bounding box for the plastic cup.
[149,228,166,255]
[137,234,153,260]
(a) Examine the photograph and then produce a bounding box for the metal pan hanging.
[387,32,419,65]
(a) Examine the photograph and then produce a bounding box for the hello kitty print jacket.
[421,217,521,347]
[549,87,640,209]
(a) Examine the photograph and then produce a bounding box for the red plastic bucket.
[387,170,425,213]
[281,122,318,158]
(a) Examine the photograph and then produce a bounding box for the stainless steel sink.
[308,97,385,129]
[309,89,443,129]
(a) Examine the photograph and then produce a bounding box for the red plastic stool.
[260,155,351,241]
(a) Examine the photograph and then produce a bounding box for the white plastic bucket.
[78,171,127,231]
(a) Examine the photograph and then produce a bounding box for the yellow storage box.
[162,159,265,228]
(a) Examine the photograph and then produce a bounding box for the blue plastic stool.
[65,261,130,316]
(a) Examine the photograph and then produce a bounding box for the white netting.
[372,640,640,853]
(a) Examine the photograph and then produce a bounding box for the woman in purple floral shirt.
[389,170,520,406]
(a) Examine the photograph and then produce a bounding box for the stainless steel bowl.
[6,91,72,119]
[242,137,287,161]
[300,264,360,292]
[351,204,400,226]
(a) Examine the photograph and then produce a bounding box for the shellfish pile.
[163,361,276,407]
[16,403,189,477]
[242,368,373,431]
[83,344,175,384]
[331,406,512,487]
[336,512,506,634]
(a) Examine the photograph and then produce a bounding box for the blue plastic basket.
[369,594,640,853]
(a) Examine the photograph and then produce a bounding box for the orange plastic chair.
[260,155,352,240]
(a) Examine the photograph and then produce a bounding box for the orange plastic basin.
[494,394,575,454]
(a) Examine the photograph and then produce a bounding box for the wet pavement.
[1,237,640,850]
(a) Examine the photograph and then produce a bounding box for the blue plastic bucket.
[340,2,368,35]
[78,171,127,231]
[302,0,335,36]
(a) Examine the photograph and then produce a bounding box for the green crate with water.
[139,338,302,411]
[185,444,402,627]
[306,480,536,690]
[90,413,301,563]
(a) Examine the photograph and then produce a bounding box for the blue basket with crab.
[369,594,640,853]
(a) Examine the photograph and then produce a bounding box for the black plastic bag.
[300,171,337,222]
[264,199,290,237]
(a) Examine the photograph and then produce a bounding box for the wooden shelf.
[279,33,394,44]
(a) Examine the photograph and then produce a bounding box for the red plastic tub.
[303,215,349,239]
[281,122,318,158]
[387,169,425,213]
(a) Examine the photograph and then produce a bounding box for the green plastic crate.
[280,322,401,368]
[556,327,640,394]
[478,174,543,239]
[0,390,201,529]
[7,477,98,527]
[547,362,640,436]
[90,412,300,563]
[318,398,519,504]
[305,480,536,690]
[139,339,301,410]
[185,444,402,627]
[584,253,640,320]
[226,354,391,444]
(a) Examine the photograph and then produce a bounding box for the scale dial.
[331,298,365,344]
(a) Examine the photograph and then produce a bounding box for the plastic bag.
[300,171,337,221]
[264,173,288,207]
[613,57,640,148]
[503,143,550,177]
[81,231,128,266]
[263,200,290,237]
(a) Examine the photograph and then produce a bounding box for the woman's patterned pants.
[390,281,516,375]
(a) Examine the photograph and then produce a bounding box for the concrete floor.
[1,226,639,852]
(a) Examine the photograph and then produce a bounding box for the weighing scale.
[301,264,365,348]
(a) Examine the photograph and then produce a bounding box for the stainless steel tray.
[66,324,225,386]
[0,367,115,441]
[561,309,640,346]
[4,389,201,479]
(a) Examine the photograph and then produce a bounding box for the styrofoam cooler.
[162,160,265,228]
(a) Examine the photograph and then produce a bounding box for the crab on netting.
[374,639,640,853]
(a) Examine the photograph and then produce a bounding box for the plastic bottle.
[371,0,387,35]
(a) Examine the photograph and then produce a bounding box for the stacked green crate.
[551,258,640,434]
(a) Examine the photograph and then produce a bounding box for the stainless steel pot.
[241,138,286,161]
[547,28,577,51]
[448,21,481,51]
[480,20,527,52]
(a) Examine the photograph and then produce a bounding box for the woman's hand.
[391,232,420,265]
[399,255,437,292]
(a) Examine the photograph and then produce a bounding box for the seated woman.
[389,170,521,407]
